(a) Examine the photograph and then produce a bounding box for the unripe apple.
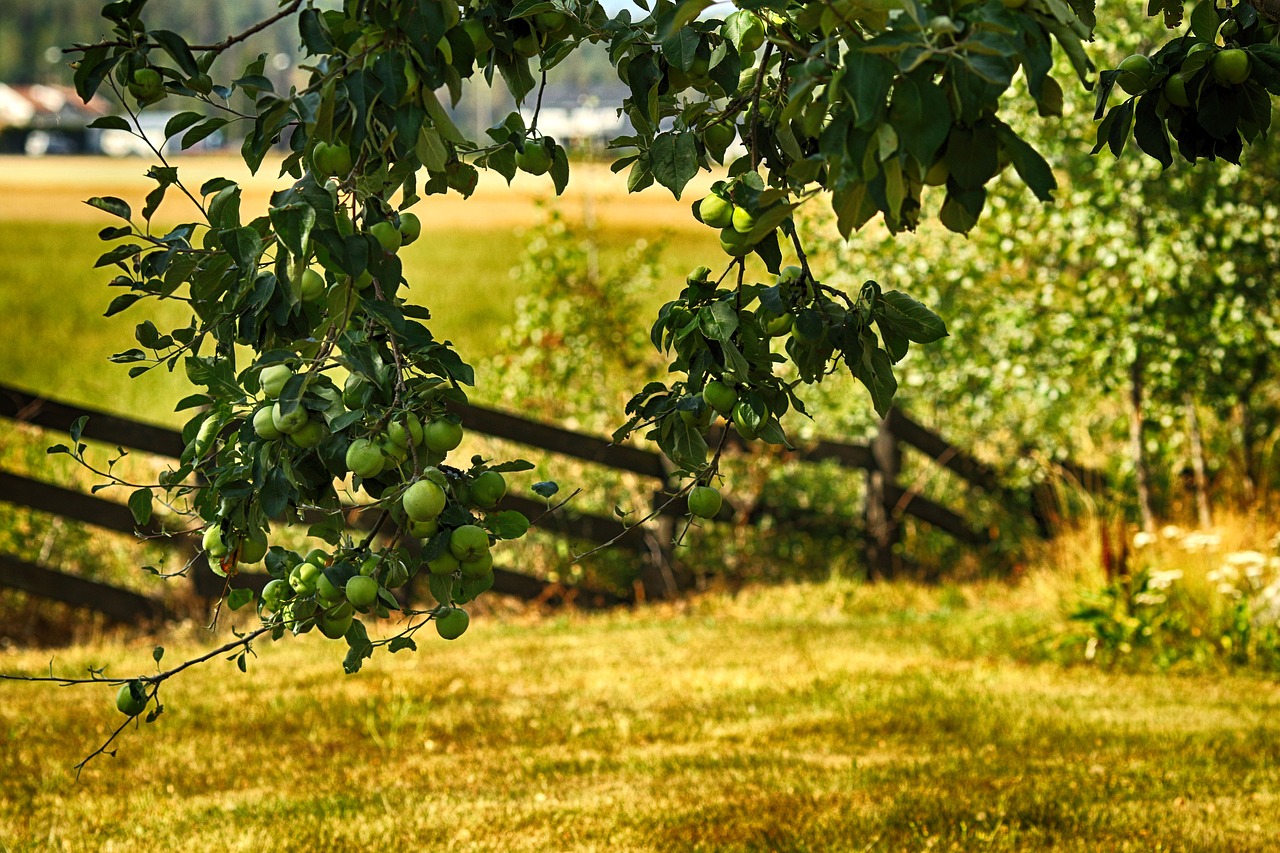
[345,574,379,609]
[398,212,422,245]
[515,142,552,175]
[403,479,446,521]
[298,268,326,302]
[288,418,326,449]
[346,438,386,478]
[272,402,309,434]
[449,524,490,562]
[699,195,734,228]
[259,364,293,399]
[471,470,507,508]
[370,221,403,254]
[423,418,464,453]
[435,606,469,639]
[202,525,228,557]
[428,550,461,576]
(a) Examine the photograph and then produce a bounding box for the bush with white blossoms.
[1066,529,1280,671]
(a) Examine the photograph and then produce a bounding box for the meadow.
[3,154,1280,851]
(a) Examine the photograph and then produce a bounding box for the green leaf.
[878,290,948,343]
[1189,0,1219,42]
[269,203,316,260]
[128,488,153,526]
[343,620,374,674]
[851,341,898,417]
[387,636,417,653]
[164,111,204,139]
[88,115,131,132]
[227,588,254,611]
[87,197,131,221]
[649,132,699,199]
[151,29,199,76]
[489,510,531,540]
[660,27,701,72]
[699,300,739,342]
[994,123,1057,201]
[532,481,559,498]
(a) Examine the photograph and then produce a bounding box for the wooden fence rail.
[0,381,1034,621]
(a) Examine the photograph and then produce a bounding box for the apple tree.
[10,0,1276,760]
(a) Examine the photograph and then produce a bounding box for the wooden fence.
[0,381,1037,623]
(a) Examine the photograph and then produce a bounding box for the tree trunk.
[1129,355,1155,534]
[1185,395,1212,529]
[1237,402,1258,507]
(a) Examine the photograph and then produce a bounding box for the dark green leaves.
[649,131,699,198]
[877,291,948,344]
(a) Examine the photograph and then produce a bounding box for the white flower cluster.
[1208,550,1280,627]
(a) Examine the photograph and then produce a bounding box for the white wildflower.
[1133,531,1157,549]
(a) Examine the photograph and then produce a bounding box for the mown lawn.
[1,579,1277,851]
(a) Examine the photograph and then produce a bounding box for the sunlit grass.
[1,577,1278,851]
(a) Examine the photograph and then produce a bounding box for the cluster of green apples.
[697,192,770,258]
[1115,43,1253,106]
[200,357,521,644]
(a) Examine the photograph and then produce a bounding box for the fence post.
[864,413,902,578]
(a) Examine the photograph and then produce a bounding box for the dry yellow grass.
[0,154,714,232]
[1,577,1279,851]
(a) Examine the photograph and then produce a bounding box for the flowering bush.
[1066,527,1280,671]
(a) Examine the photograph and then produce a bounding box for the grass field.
[1,577,1278,851]
[0,154,712,418]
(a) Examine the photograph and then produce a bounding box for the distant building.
[0,83,222,156]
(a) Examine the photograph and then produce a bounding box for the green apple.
[719,226,754,257]
[688,485,723,519]
[408,518,439,538]
[318,602,355,639]
[346,438,386,478]
[534,9,567,32]
[260,364,293,399]
[513,32,541,57]
[289,561,322,595]
[128,68,164,102]
[288,418,326,449]
[272,402,309,434]
[238,528,268,564]
[116,681,149,716]
[298,268,326,302]
[731,205,756,234]
[428,550,461,576]
[449,524,490,562]
[460,552,494,578]
[253,406,282,440]
[345,574,379,609]
[702,380,738,415]
[403,479,446,521]
[435,607,470,639]
[387,412,424,448]
[1212,49,1250,85]
[398,212,422,245]
[370,221,403,254]
[471,470,506,508]
[261,578,290,613]
[1115,54,1154,96]
[203,525,228,557]
[316,571,344,604]
[463,19,492,52]
[423,418,464,453]
[698,195,734,228]
[515,142,552,175]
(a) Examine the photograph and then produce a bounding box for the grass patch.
[1,578,1278,851]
